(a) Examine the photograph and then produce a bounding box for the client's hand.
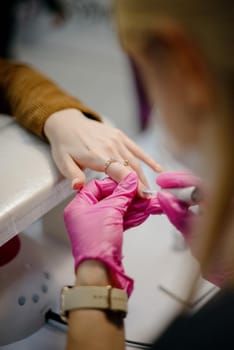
[64,172,138,296]
[44,108,162,195]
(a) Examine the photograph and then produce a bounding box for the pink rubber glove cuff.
[74,256,134,296]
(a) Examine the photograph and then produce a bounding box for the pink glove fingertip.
[119,172,138,191]
[156,171,200,188]
[107,172,138,211]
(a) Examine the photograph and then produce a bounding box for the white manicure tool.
[143,186,201,206]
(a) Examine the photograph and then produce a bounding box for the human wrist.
[44,108,84,140]
[75,260,112,287]
[74,259,133,296]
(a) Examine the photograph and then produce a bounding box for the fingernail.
[156,164,164,172]
[72,178,82,190]
[142,188,153,198]
[142,188,158,198]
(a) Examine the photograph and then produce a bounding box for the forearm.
[0,59,101,138]
[66,261,125,350]
[67,309,125,350]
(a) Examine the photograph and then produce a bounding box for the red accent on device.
[0,236,21,266]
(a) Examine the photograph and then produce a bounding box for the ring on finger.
[104,158,118,173]
[123,159,130,167]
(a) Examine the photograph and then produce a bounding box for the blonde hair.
[115,0,234,290]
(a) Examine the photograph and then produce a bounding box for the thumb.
[105,172,138,214]
[70,177,117,208]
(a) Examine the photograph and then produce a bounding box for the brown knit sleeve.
[0,59,102,138]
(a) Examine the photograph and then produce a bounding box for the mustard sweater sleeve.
[0,59,102,137]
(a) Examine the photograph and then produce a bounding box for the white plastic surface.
[0,235,57,345]
[0,115,99,246]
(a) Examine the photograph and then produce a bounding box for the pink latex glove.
[65,172,138,296]
[124,195,162,230]
[156,171,231,286]
[64,172,162,296]
[156,171,201,238]
[92,176,162,231]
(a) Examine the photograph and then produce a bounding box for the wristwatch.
[60,285,128,322]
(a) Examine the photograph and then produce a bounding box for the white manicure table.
[0,116,218,350]
[0,115,81,247]
[0,114,101,346]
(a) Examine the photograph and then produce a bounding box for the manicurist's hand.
[44,108,162,195]
[64,172,139,296]
[156,171,201,236]
[90,175,163,231]
[156,171,233,286]
[64,172,163,350]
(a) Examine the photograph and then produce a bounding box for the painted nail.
[72,178,81,190]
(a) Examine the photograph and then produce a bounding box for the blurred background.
[1,0,144,137]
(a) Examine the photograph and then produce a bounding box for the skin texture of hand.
[64,172,139,296]
[44,108,162,196]
[156,171,231,286]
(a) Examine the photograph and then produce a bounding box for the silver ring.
[104,158,118,173]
